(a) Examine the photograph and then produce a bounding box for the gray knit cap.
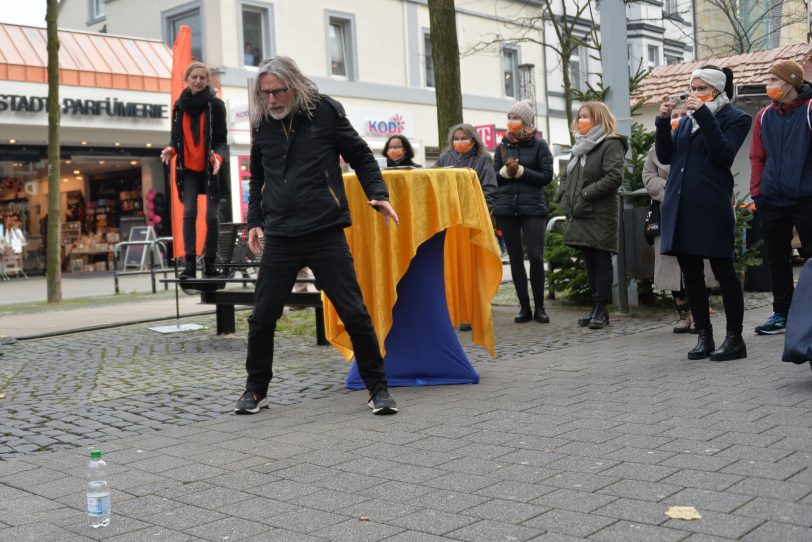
[508,100,535,127]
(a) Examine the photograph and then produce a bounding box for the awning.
[0,23,171,92]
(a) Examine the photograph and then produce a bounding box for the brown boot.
[673,300,692,334]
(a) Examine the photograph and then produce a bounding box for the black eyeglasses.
[260,87,289,98]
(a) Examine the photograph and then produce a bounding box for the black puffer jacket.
[246,95,388,236]
[168,88,228,200]
[492,136,554,217]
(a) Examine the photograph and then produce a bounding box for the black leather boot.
[688,328,715,360]
[709,332,747,361]
[588,302,609,329]
[578,304,596,327]
[179,255,196,279]
[514,297,532,323]
[203,257,225,278]
[534,306,550,324]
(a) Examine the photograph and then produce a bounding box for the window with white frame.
[90,0,105,20]
[664,0,679,15]
[569,46,583,92]
[327,16,355,79]
[423,33,435,88]
[242,5,271,67]
[167,8,203,61]
[502,48,519,98]
[648,45,660,68]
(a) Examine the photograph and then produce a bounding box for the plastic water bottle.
[86,449,110,528]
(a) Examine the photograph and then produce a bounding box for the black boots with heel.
[534,306,550,324]
[179,254,196,279]
[710,333,747,361]
[514,297,532,323]
[688,328,715,360]
[588,302,609,329]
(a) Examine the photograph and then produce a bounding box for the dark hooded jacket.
[750,81,812,206]
[246,94,388,236]
[559,135,628,253]
[492,135,554,217]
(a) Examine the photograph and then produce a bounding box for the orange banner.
[169,25,207,258]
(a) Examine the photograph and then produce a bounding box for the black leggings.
[580,247,613,304]
[181,170,219,259]
[676,254,743,334]
[497,216,547,307]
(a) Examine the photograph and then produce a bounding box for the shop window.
[327,14,356,79]
[242,4,273,67]
[166,7,203,62]
[423,32,435,88]
[502,47,519,98]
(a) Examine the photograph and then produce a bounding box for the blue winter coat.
[654,104,751,259]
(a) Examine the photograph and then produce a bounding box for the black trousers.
[676,254,743,334]
[580,247,613,304]
[497,216,547,307]
[245,227,388,395]
[181,170,219,260]
[758,198,812,315]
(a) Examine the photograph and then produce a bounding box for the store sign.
[475,124,496,150]
[346,108,414,139]
[0,94,167,119]
[228,102,251,132]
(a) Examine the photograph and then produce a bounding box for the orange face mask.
[577,118,593,135]
[387,148,405,161]
[671,118,680,131]
[453,140,474,154]
[766,85,788,102]
[694,91,715,102]
[506,119,523,134]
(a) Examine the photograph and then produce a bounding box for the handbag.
[643,199,661,246]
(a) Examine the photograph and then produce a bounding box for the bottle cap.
[90,449,102,459]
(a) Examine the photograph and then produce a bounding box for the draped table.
[322,168,502,388]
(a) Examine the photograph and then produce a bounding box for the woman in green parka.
[559,101,628,329]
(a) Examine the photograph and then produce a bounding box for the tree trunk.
[46,0,62,303]
[428,0,463,147]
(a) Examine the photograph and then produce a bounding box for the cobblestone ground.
[2,292,770,460]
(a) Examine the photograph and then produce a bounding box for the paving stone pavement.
[1,293,811,541]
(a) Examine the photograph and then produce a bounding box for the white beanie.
[690,68,726,93]
[508,100,535,127]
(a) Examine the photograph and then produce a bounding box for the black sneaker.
[234,390,268,414]
[368,389,398,415]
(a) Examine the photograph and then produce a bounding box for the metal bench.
[161,223,327,345]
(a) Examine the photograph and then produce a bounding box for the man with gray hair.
[237,56,399,415]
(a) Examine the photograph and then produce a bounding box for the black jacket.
[247,95,388,236]
[168,91,228,200]
[492,136,554,217]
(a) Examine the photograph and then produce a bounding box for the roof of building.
[0,22,172,92]
[634,43,812,105]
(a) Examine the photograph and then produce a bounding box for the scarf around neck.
[176,87,211,145]
[688,93,729,134]
[567,126,607,176]
[505,127,537,145]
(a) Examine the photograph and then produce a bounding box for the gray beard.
[269,106,290,120]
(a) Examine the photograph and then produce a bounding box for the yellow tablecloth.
[323,167,502,361]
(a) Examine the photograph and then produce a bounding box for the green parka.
[558,135,628,253]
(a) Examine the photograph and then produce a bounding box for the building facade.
[693,0,808,59]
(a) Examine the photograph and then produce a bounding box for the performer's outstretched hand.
[367,200,399,229]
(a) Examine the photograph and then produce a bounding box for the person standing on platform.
[238,56,399,415]
[656,66,751,361]
[161,62,228,279]
[750,60,812,336]
[560,101,627,330]
[493,100,554,324]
